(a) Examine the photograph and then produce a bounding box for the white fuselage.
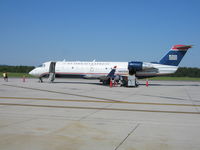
[29,61,178,78]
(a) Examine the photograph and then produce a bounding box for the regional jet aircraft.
[29,45,192,86]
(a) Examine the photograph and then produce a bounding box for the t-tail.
[159,45,192,66]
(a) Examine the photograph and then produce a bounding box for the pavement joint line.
[2,84,121,102]
[114,123,140,150]
[0,96,200,107]
[184,88,200,112]
[78,104,114,121]
[78,110,100,121]
[1,117,36,128]
[138,94,189,101]
[0,103,200,114]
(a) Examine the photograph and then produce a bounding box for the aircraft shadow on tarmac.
[137,93,200,102]
[52,81,200,87]
[52,81,101,85]
[140,83,200,87]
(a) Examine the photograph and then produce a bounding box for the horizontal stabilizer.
[171,45,192,50]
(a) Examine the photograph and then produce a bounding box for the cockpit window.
[38,64,45,67]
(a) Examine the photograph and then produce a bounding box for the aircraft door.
[49,62,56,73]
[48,62,56,82]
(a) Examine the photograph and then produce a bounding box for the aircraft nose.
[29,69,36,76]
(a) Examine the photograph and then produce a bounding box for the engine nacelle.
[128,61,143,75]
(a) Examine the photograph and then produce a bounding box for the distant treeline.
[170,67,200,78]
[0,65,35,73]
[0,65,200,77]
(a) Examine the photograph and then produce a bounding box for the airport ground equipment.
[128,75,136,87]
[126,61,140,87]
[100,62,140,87]
[104,62,140,87]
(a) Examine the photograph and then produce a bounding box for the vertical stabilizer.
[159,45,192,66]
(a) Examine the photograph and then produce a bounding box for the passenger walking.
[3,72,8,82]
[3,72,6,81]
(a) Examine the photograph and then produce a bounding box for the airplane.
[29,45,192,86]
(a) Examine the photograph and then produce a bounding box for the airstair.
[48,62,56,82]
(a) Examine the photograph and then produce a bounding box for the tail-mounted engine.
[128,61,143,75]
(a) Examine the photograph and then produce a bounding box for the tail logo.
[169,55,177,60]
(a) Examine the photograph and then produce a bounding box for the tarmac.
[0,77,200,150]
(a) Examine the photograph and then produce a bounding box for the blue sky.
[0,0,199,67]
